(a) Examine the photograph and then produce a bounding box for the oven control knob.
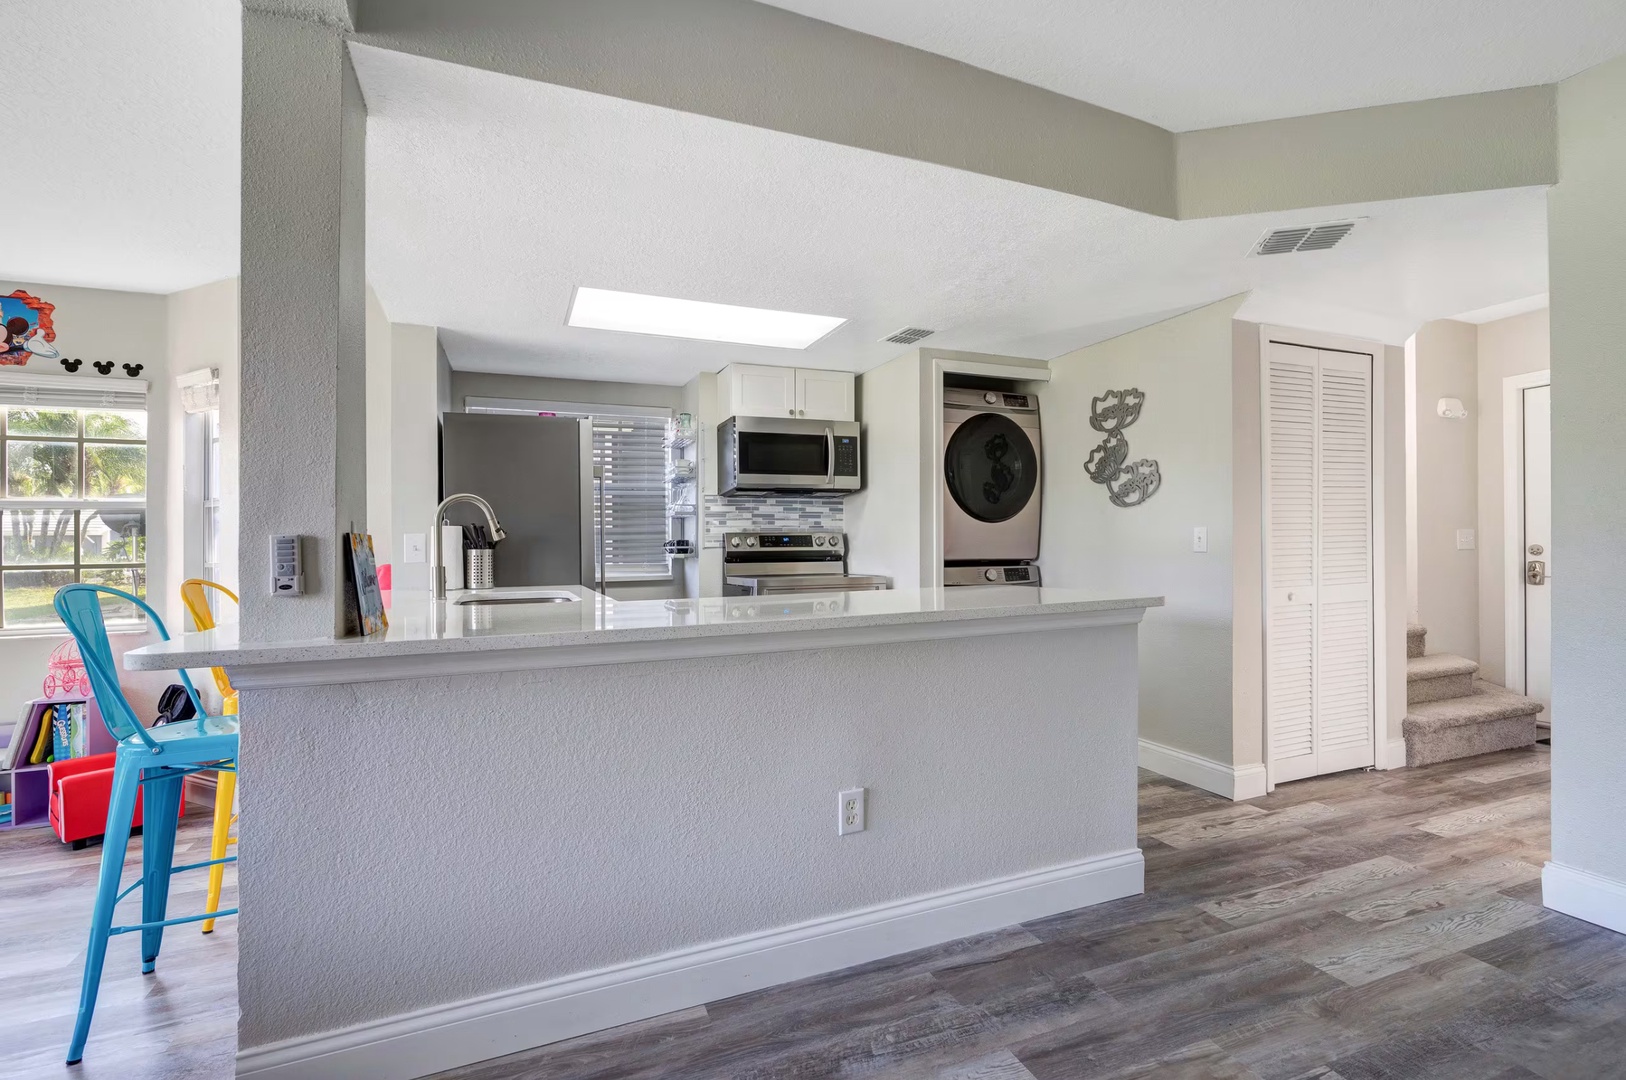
[814,535,826,546]
[745,536,757,547]
[984,567,1001,582]
[826,534,840,547]
[984,391,1000,405]
[729,536,741,548]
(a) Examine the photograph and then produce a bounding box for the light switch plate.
[1456,529,1476,551]
[1192,526,1208,553]
[402,533,427,564]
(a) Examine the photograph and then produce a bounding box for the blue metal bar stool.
[54,584,240,1066]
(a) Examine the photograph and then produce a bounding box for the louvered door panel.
[1265,343,1374,784]
[1266,345,1319,782]
[1315,353,1373,772]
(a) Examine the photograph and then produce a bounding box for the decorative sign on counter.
[1084,388,1161,508]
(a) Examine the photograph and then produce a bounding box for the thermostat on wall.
[271,535,304,596]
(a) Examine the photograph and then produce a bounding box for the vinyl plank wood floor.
[12,745,1626,1080]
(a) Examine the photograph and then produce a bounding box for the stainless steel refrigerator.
[440,412,594,588]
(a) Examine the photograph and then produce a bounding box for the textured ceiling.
[5,0,240,293]
[356,46,1548,385]
[757,0,1626,130]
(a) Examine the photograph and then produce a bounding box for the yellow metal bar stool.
[180,579,240,933]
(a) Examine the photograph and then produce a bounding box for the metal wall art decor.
[1085,388,1162,507]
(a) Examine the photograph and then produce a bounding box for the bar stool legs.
[202,768,236,933]
[66,762,142,1065]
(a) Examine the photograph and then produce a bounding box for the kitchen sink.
[454,592,579,606]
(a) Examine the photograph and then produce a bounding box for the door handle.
[1526,560,1547,586]
[825,427,835,484]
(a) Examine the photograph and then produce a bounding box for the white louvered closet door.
[1266,343,1374,783]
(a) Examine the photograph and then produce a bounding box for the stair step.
[1403,682,1545,767]
[1406,654,1478,681]
[1407,624,1427,660]
[1406,654,1479,705]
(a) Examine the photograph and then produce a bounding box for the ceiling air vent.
[1252,220,1358,256]
[883,326,935,345]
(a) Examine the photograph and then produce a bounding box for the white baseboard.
[1138,738,1266,801]
[1543,862,1626,936]
[1386,737,1408,770]
[237,849,1145,1080]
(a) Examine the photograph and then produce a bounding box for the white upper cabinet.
[719,364,855,422]
[794,368,856,422]
[724,365,797,418]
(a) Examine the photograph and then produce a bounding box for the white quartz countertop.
[126,585,1162,683]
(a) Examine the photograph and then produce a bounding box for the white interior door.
[1265,342,1375,783]
[1522,383,1552,724]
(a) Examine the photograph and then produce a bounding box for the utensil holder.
[465,549,494,591]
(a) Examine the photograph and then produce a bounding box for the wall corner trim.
[1138,738,1266,801]
[1384,737,1409,770]
[1542,862,1626,936]
[236,848,1145,1080]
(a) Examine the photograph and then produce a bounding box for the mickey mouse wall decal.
[92,361,114,375]
[60,358,83,373]
[121,363,144,377]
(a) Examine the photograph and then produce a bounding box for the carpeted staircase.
[1402,624,1544,767]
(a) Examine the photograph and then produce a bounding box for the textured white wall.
[1410,319,1481,661]
[846,351,924,585]
[1548,53,1626,887]
[387,324,440,593]
[235,626,1141,1047]
[166,278,241,600]
[239,11,366,639]
[1041,298,1243,764]
[364,285,393,569]
[1475,308,1550,685]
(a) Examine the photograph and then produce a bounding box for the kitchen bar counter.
[127,585,1162,687]
[131,586,1161,1080]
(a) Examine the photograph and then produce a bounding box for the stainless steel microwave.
[719,415,862,495]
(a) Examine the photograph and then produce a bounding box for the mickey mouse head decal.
[122,363,143,377]
[92,361,114,375]
[60,358,83,373]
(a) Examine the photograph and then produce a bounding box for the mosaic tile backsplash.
[702,494,846,548]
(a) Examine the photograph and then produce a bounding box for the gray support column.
[239,10,366,640]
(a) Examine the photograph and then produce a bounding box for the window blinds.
[590,413,670,579]
[0,370,147,412]
[466,399,671,580]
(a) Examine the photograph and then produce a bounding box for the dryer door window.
[944,413,1038,523]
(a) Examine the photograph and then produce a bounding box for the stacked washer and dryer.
[942,387,1043,586]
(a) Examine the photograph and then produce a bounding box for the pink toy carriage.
[43,639,92,699]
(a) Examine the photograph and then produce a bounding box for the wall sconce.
[1436,397,1468,420]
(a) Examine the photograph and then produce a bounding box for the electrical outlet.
[838,787,866,835]
[402,533,427,564]
[1192,526,1208,553]
[1456,529,1476,551]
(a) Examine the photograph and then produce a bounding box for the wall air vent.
[1252,220,1358,256]
[883,326,935,345]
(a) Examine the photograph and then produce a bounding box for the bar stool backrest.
[53,584,203,753]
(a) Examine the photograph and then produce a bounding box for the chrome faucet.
[429,493,507,600]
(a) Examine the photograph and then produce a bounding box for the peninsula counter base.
[130,590,1157,1080]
